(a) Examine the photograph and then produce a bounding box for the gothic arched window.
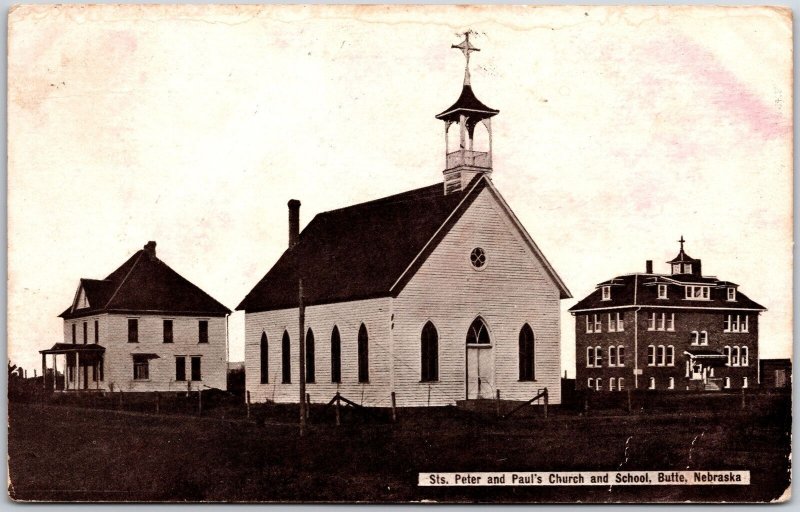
[305,328,315,383]
[281,330,291,384]
[518,324,535,381]
[260,332,269,384]
[420,321,439,382]
[331,326,341,384]
[358,324,369,383]
[466,317,491,345]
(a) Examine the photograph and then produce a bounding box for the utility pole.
[298,278,306,436]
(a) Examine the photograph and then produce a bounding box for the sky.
[8,5,793,376]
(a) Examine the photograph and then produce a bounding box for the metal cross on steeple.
[452,31,480,86]
[678,235,686,251]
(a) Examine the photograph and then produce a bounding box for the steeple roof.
[667,235,699,263]
[435,32,498,122]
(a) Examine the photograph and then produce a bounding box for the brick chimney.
[288,200,301,249]
[144,241,157,260]
[646,260,653,274]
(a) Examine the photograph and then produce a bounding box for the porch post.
[41,353,46,391]
[52,354,58,391]
[76,352,80,391]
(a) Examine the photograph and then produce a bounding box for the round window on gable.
[470,247,486,270]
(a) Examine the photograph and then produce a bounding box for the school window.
[608,313,615,332]
[666,313,675,331]
[594,346,603,367]
[657,345,666,366]
[94,320,99,343]
[260,333,269,384]
[601,286,611,300]
[608,312,623,332]
[683,263,693,274]
[647,345,656,366]
[617,346,625,366]
[595,378,602,391]
[175,356,186,381]
[190,356,201,381]
[616,312,624,331]
[684,285,709,299]
[586,346,595,368]
[422,322,440,382]
[699,331,708,346]
[330,326,342,384]
[163,320,173,343]
[609,377,616,391]
[648,313,656,331]
[72,324,76,344]
[668,377,675,389]
[128,319,138,343]
[724,377,731,389]
[741,346,749,366]
[132,355,149,380]
[743,377,749,388]
[672,263,681,274]
[726,315,749,333]
[587,377,594,390]
[608,346,617,366]
[305,328,315,383]
[358,324,369,383]
[281,331,291,384]
[658,284,668,299]
[656,314,665,331]
[518,324,534,382]
[198,320,209,343]
[593,315,602,333]
[732,347,740,366]
[727,287,736,301]
[667,346,675,366]
[742,316,749,332]
[618,378,625,390]
[586,315,593,333]
[648,377,656,390]
[83,322,87,344]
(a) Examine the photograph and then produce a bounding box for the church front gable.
[391,187,562,406]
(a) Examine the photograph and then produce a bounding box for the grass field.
[8,394,791,503]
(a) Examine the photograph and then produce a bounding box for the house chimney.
[288,199,301,249]
[144,241,157,260]
[646,260,653,274]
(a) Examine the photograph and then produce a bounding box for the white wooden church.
[237,34,571,407]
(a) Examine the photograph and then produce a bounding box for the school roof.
[237,176,571,313]
[568,274,766,313]
[59,243,231,319]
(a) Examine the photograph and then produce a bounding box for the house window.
[666,313,675,331]
[648,377,656,390]
[741,346,749,366]
[330,326,341,384]
[260,332,268,384]
[617,346,625,366]
[647,345,656,366]
[198,320,209,344]
[163,320,173,343]
[467,317,491,344]
[281,331,291,383]
[728,287,736,301]
[658,284,668,299]
[72,324,76,344]
[657,345,666,366]
[667,345,675,366]
[595,378,602,391]
[518,324,535,381]
[132,355,149,380]
[594,346,603,367]
[358,324,369,383]
[700,331,708,346]
[128,319,138,343]
[601,286,611,300]
[668,377,675,389]
[608,346,617,366]
[175,356,186,381]
[421,321,439,382]
[83,322,87,344]
[190,356,201,381]
[685,285,709,299]
[618,378,625,390]
[587,377,594,390]
[94,320,99,343]
[609,377,616,391]
[305,328,315,383]
[724,377,731,389]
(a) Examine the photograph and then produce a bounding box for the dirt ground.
[7,396,791,503]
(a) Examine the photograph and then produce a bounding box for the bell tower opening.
[436,31,499,195]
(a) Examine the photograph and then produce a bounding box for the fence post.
[543,388,549,419]
[495,389,501,418]
[334,392,341,427]
[246,390,251,419]
[391,392,397,423]
[627,388,632,414]
[155,392,160,414]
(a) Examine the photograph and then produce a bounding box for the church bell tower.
[436,31,499,195]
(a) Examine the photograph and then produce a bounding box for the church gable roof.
[60,244,231,319]
[237,178,486,312]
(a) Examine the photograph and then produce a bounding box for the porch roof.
[40,343,106,355]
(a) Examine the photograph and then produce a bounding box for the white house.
[237,34,571,407]
[41,241,231,392]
